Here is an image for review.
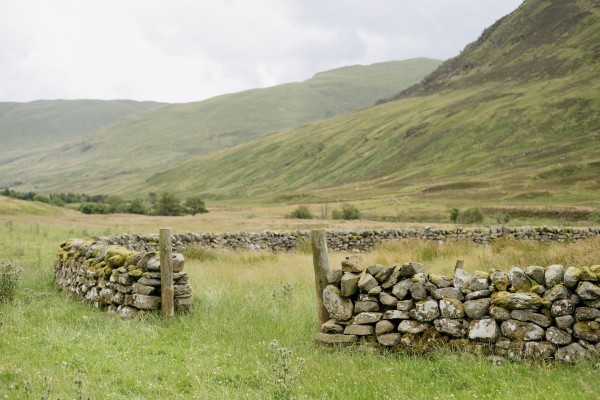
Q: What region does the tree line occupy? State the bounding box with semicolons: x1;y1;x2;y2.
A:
1;188;207;216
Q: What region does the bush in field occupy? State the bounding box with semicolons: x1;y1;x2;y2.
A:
332;204;361;220
457;207;484;224
154;192;184;216
184;196;208;216
449;208;460;223
289;206;313;219
0;259;22;303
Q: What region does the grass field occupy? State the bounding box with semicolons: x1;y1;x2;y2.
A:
1;205;600;399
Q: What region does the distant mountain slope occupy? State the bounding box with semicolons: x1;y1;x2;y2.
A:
0;58;441;192
0;99;164;154
139;0;600;205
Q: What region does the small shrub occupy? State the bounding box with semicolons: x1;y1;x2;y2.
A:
289;206;313;219
457;207;484;224
332;204;361;220
494;212;511;225
0;259;22;303
271;281;294;301
449;208;460;223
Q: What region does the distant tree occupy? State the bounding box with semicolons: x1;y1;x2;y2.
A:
332;204;361;220
184;196;208;216
155;192;184;216
449;208;460;223
457;207;484;224
289;205;313;219
128;198;147;215
33;194;50;203
147;192;158;205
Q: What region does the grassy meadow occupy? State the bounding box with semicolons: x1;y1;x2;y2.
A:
1;201;600;399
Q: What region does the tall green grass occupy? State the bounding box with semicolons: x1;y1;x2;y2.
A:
1;219;599;399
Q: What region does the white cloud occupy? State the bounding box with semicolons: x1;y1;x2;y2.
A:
0;0;523;103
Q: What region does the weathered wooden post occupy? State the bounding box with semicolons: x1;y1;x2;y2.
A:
311;230;330;329
160;228;174;317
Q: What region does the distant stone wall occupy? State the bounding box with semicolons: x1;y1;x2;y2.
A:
97;226;600;253
54;238;192;317
316;256;600;362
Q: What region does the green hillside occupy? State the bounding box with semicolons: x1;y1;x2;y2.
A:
0;99;164;154
140;0;600;209
0;58;441;192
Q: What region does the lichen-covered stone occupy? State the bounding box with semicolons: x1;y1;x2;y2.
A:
366;264;385;277
545;264;565;288
544;284;570;302
398;320;431;334
551;299;575;317
340;272;360;297
374;266;394;283
344;324;374;336
383;310;410;320
523;341;555;360
576;281;600;300
132;294;161;310
379;291;398;307
489;306;511;321
132;282;154;296
327;268;343;285
465;290;492;301
454;268;471;292
524;266;545;286
342;256;365;273
354;301;379;314
375;320;395;335
396;299;414;311
409;282;428;301
573;321;600;342
575;307;600;321
555;315;575;330
410;299;440;322
490;270;510;292
546;327;572;345
323;285;353;321
563;266;580;289
508;267;531;292
431;287;464;301
491;292;548;310
469;271;490;291
434;318;468;338
501;320;545;341
358;273;379;293
354;312;383;325
321;319;344;334
439;298;465;319
391;279;411;300
464;298;490;319
377;333;402;347
555;343;589;363
468;318;500;343
510;310;551;328
428;274;453;288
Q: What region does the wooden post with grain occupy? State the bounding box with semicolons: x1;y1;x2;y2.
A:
311;230;330;329
159;228;174;317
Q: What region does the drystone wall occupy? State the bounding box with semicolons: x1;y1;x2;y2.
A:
54;238;192;317
99;226;600;253
316;256;600;362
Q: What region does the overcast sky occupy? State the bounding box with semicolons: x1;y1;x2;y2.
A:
0;0;523;104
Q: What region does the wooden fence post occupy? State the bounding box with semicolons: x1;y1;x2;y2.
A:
311;230;330;329
160;228;174;318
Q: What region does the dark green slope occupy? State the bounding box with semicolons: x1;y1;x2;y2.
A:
141;0;600;206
